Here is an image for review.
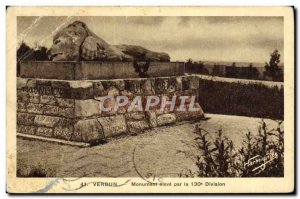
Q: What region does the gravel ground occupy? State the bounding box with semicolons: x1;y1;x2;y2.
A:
17;114;281;178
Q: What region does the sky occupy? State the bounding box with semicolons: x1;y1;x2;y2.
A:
17;16;284;63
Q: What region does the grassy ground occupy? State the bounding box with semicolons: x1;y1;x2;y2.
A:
17;114;280;178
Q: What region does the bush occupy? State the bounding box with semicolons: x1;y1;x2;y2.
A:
17;42;49;76
181;120;284;177
198;79;284;119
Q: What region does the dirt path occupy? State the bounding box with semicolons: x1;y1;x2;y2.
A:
17;114;280;177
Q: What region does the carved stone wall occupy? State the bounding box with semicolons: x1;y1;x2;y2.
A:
17;75;204;145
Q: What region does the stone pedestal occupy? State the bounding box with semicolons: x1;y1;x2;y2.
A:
17;62;204;145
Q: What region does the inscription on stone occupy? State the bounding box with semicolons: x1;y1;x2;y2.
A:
22;86;66;96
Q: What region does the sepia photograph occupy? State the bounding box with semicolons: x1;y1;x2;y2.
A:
6;6;294;194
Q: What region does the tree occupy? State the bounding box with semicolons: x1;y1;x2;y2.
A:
197;61;209;74
212;63;221;76
17;42;32;61
246;63;259;79
17;41;50;76
185;59;209;74
17;42;33;76
264;50;283;81
225;62;238;78
186;58;193;64
185;58;193;73
232;62;236;68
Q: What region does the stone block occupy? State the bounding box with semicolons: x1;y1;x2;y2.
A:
51;81;70;90
101;81;116;90
145;111;157;128
175;110;190;122
56;98;74;108
141;79;155;95
147;62;185;77
127;120;150;134
36;127;53;137
17;78;28;89
54;126;73;140
154;78;169;94
20;61;184;80
51;81;71;98
17;125;36;135
27;94;40;104
114;80;125;91
188;103;205;119
124;112;145;121
44;105;74;118
34;115;61;128
157;113;176;126
117;106;127;114
155;77;176;94
17;103;27;112
17;90;29;103
70;81;94;99
98;115;127;138
36;79;52;87
26;103;44;114
107;86;120;96
74;99;101;117
97;97;117;117
167;77;177;93
93;82;107;97
74;61;136;80
155;108;165;116
72;119;104;142
20;61;76;80
56;118;73;127
125;80;142;94
120;90;134;100
17;113;36;125
26;79;37;87
40;95;56;105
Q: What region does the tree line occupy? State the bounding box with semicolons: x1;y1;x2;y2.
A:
185;50;283;82
17;42;50;75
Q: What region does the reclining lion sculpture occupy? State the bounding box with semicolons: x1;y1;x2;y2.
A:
50;21;170;62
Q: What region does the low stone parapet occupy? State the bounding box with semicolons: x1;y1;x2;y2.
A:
20;61;185;80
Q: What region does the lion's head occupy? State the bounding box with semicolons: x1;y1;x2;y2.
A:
50;21;89;61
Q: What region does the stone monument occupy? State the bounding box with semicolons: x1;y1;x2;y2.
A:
17;21;205;146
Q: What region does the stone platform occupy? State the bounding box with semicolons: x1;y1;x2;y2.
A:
20;61;185;80
17;74;204;145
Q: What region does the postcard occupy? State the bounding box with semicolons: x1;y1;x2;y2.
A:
7;6;294;193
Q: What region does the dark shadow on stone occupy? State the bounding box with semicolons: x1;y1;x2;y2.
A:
133;60;150;78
